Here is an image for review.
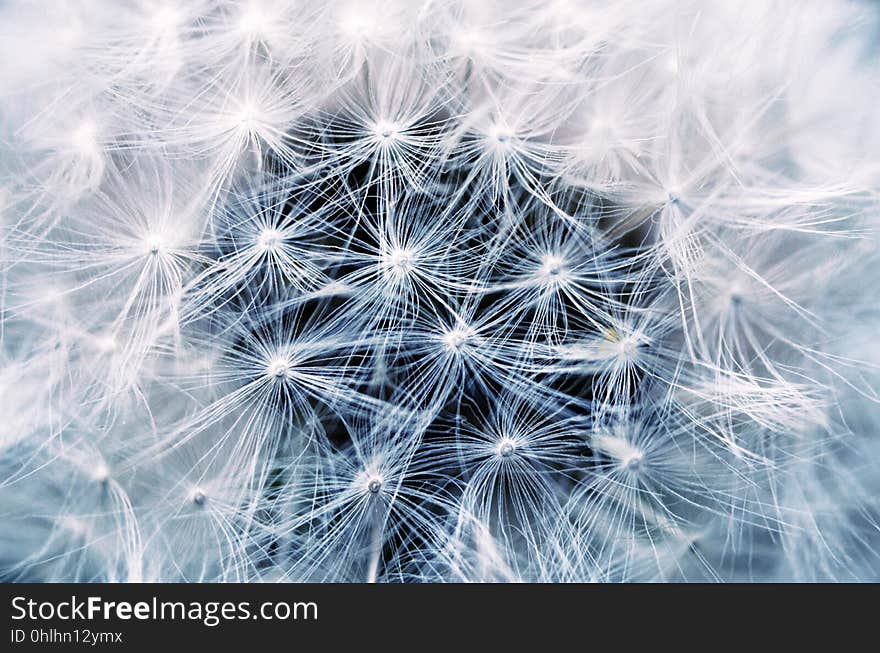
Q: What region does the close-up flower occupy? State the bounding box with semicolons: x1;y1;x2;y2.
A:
1;0;879;584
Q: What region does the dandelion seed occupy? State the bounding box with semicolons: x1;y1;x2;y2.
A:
442;325;472;353
496;438;516;459
367;477;383;494
266;355;291;379
372;119;401;142
256;227;283;252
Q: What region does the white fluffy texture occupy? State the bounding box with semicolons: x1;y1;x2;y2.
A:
1;0;879;582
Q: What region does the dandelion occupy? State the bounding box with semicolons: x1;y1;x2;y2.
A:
1;0;879;583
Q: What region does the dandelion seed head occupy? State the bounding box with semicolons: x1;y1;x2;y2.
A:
2;0;878;584
486;123;514;151
381;246;417;278
724;281;745;307
257;227;284;252
371;119;402;142
234;103;260;132
611;331;645;362
442;325;474;354
562;328;648;367
338;6;378;40
266;355;291;379
91;461;111;484
93;333;117;353
354;464;386;496
451;27;488;56
70;120;98;154
592;430;645;473
538;254;567;282
58;516;89;539
191;488;207;507
237;1;273;38
368;477;383;494
147;239;162;256
590;116;609;133
151;6;183;34
711;279;748;314
496;438;517;459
